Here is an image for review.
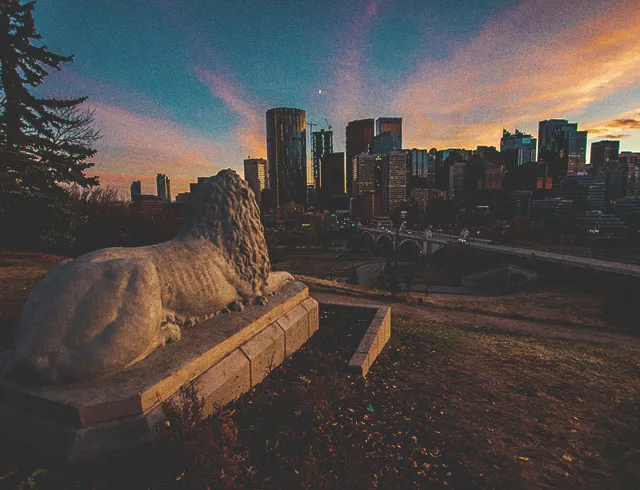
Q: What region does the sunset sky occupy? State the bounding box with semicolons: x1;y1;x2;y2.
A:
34;0;640;197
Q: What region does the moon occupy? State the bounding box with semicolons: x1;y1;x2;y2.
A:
318;89;322;94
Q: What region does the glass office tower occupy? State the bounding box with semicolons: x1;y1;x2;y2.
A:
266;108;307;207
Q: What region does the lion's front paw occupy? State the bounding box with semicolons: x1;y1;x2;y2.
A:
160;322;181;344
262;271;294;296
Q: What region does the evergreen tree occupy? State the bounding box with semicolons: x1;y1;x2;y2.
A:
0;0;100;250
0;0;99;196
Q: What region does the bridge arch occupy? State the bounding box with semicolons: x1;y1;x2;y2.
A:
398;238;423;250
361;231;375;242
397;238;423;258
376;234;395;254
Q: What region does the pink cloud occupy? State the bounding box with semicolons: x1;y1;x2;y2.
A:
394;0;640;149
194;69;266;159
156;1;267;160
44;70;170;119
329;0;383;124
41;70;233;197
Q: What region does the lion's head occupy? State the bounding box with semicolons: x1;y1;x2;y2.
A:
180;169;270;294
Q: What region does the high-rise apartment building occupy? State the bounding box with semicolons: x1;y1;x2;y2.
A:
472;146;501;165
311;129;333;189
266;107;307;207
448;161;467;201
407;149;435;180
371;132;395;155
405;148;436;192
436;148;470;191
244;157;268;203
590;140;620;172
560;175;606;212
567;130;588;174
130;180;141;201
319;152;345;206
619;151;640;169
383;151;408;211
500;129;537;168
156;173;171;202
538;119;587;178
345;119;375;195
375;117;402;151
352;152;376;197
627;167;640;197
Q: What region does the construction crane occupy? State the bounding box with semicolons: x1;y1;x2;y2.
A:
325;118;332;131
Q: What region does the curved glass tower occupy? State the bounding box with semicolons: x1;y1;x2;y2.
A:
266;108;307;207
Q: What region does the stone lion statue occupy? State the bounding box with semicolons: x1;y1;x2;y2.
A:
2;169;292;384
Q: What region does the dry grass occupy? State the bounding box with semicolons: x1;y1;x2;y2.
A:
272;251;375;278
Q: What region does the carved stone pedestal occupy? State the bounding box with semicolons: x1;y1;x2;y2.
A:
0;281;318;462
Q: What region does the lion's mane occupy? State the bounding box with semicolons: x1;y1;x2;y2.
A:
180;169;271;293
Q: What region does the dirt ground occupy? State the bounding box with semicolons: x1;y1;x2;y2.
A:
311;287;640;489
0;251;639;488
0;251;70;349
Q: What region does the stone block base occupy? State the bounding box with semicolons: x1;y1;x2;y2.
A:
0;281;318;462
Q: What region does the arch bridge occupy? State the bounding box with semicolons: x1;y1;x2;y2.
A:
359;226;448;256
360;225;640;279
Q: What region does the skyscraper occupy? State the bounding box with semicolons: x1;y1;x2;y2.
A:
311;129;333;189
375;117;402;151
406;149;436;192
384;151;408;211
436;148;470;191
319;152;345;207
352;152;376;197
538;119;588;179
408;149;428;179
500;129;537;168
130;180;141;202
371;132;395;155
266;107;307;207
345;119;374;196
244;157;268;203
590;140;620;172
156;173;171;202
619;151;640;169
567;130;588;174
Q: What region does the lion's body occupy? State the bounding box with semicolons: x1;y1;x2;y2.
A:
5;170;292;384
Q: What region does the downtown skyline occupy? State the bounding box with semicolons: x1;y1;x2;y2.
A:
32;0;640;196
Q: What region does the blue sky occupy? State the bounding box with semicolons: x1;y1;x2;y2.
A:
32;0;640;195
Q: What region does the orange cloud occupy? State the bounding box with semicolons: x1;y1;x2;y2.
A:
194;68;266;159
395;0;640;149
602;134;631;139
584;108;640;138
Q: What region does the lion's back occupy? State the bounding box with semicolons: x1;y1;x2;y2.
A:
12;254;163;382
